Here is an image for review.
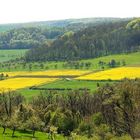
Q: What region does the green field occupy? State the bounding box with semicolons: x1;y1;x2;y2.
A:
27;51;140;70
18;79;115;101
81;51;140;68
0;51;140;72
38;51;140;70
18;88;42;100
0;49;28;62
38;79;114;91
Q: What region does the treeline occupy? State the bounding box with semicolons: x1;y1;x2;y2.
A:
25;19;140;61
0;79;140;139
0;27;64;49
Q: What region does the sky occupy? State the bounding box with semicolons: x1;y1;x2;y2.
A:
0;0;139;24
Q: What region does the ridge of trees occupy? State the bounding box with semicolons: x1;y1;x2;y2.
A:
25;19;140;61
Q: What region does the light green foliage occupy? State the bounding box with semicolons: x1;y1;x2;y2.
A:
111;135;132;140
78;121;94;138
92;112;104;126
126;18;140;29
51;108;77;135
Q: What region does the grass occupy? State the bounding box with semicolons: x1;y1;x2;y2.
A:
18;79;115;101
0;51;140;72
0;127;93;140
0;49;28;62
18;88;42;100
0;127;65;140
34;51;140;70
38;79;113;91
80;51;140;69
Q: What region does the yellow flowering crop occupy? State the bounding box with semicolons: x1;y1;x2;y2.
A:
0;78;57;90
3;70;89;77
77;67;140;80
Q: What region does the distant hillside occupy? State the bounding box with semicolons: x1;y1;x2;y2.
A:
25;18;140;61
0;17;131;50
0;17;129;32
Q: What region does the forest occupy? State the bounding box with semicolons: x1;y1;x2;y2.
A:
25;18;140;61
0;27;64;49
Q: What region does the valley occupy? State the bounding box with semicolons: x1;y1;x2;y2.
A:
0;18;140;140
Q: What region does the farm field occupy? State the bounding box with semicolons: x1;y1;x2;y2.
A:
77;67;140;80
18;80;114;100
17;80;116;102
3;70;90;77
0;70;90;92
0;67;139;93
0;77;57;90
0;49;28;62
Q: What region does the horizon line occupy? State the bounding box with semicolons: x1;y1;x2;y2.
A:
0;16;137;25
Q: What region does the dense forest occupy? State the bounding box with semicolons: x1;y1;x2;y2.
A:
0;79;139;139
0;27;64;49
25;18;140;61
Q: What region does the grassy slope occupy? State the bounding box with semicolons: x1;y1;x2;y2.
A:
0;127;65;140
40;51;140;70
1;51;140;72
0;49;28;62
80;51;140;69
31;51;140;70
0;127;92;140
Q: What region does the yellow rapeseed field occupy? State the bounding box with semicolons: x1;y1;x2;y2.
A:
3;70;89;77
0;78;57;90
77;67;140;80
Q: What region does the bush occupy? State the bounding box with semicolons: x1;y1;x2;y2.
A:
92;112;104;126
78;121;94;138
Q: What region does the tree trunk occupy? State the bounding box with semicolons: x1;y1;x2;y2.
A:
33;129;35;137
12;127;15;137
2;126;6;134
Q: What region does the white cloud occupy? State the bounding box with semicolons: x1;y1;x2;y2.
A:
0;0;139;24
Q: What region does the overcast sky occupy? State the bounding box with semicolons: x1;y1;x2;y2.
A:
0;0;139;24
